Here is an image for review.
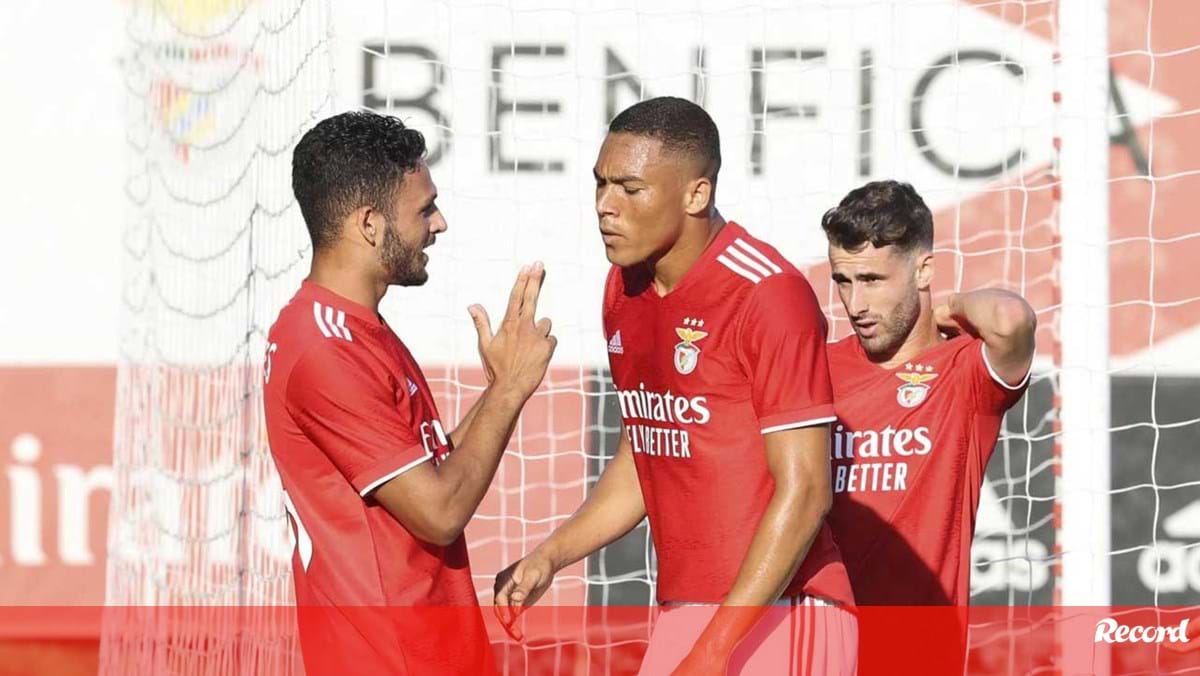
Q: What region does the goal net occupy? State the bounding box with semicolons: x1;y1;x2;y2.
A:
103;0;1198;674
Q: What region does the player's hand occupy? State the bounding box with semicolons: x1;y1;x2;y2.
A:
933;300;969;337
493;551;556;642
468;262;556;400
671;643;732;676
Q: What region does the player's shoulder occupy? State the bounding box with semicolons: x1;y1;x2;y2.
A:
940;334;986;369
717;224;822;307
711;222;803;290
271;282;380;346
267;284;394;382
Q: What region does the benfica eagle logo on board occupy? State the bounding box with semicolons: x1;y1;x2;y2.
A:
674;318;708;375
895;363;937;408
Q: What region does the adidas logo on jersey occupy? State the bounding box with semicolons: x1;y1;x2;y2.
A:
312;302;352;342
608;330;624;355
406;378;419;396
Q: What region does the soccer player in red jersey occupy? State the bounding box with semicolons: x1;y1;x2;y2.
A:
820;181;1036;661
821;180;1035;605
494;97;857;675
263;111;556;675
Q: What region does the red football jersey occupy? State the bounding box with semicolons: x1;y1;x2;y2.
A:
602;222;853;606
825;334;1029;605
263;281;491;674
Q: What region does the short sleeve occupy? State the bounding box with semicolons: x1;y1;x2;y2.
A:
738;273;837;434
969;340;1030;415
286;343;431;496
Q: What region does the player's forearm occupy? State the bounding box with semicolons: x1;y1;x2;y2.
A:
536;445;646;572
694;479;831;654
448;390;487;448
947;289;1036;345
429;384;527;538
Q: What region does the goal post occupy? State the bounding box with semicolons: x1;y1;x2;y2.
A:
1056;0;1112;609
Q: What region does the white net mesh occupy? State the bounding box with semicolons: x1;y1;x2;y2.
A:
103;0;1200;673
103;0;332;672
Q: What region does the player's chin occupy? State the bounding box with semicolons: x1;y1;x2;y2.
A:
393;268;429;287
603;243;640;268
857;333;889;356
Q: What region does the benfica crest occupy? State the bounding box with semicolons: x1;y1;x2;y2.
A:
895;363;937;408
674;318;708;375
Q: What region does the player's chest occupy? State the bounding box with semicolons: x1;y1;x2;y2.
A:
380;341;450;461
607;298;744;394
834;358;961;428
829;358;974;493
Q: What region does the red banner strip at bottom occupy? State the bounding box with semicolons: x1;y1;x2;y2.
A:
1;606;1198;675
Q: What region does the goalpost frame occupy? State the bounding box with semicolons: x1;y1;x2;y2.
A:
1056;0;1112;610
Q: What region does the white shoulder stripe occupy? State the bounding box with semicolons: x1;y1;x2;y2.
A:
725;245;774;278
312;302;353;341
734;238;783;274
717;253;763;284
324;305;344;339
312;302;333;338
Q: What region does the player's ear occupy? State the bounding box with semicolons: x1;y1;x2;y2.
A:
914;250;934;290
683;176;712;217
353;205;383;248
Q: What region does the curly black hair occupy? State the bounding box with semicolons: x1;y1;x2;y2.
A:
292;111;427;251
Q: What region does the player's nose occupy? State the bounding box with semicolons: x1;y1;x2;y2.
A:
848;285;869;316
595;186;618;218
430;211;448;235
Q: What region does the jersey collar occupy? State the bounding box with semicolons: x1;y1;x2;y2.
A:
297;280;384;327
851;331;973;372
647;220;745;300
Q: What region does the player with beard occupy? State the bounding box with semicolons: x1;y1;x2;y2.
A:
263;111;556;675
820;181;1036;662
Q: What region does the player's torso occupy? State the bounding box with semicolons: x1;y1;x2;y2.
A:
263;286;469;605
265;294;453;466
826;334;987;603
606;262;770;512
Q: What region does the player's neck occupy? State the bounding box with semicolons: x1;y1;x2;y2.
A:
306;255;386;314
650;213;726;296
875;303;943;369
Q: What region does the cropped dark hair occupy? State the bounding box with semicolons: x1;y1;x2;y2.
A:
821;180;933;253
609;96;721;180
292;110;427;250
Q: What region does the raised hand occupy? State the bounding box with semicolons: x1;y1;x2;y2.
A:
468;262;556;401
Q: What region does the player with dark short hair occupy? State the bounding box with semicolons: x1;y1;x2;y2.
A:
821;179;1036;661
265;110;556;674
494;97;858;675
